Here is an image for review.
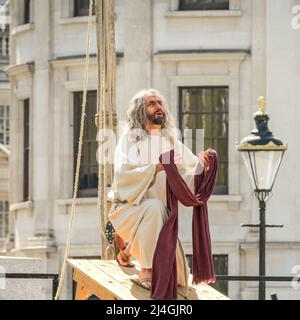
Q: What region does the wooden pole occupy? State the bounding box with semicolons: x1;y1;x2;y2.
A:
95;0;117;260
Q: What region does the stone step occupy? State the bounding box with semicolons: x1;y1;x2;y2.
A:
0;257;54;300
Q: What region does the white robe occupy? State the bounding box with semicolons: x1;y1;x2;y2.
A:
107;129;202;286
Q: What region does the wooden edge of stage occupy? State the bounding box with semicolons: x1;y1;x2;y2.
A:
67;259;230;300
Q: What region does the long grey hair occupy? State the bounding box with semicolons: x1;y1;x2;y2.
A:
126;88;175;144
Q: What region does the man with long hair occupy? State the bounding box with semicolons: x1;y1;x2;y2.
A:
107;88;209;290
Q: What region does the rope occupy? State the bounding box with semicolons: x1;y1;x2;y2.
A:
95;0;109;253
54;0;94;300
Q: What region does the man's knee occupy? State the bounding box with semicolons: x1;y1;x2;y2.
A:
143;199;167;220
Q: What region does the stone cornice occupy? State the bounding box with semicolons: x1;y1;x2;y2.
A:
154;49;250;62
10;201;33;212
5;62;35;78
50;52;124;69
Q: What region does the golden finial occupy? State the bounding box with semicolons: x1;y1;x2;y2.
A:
258;96;266;114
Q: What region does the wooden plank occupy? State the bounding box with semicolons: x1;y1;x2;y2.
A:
88;260;155;300
177;276;230;300
73;269;118;300
88;260;226;300
68;259;229;300
74;278;92;300
69;259;138;300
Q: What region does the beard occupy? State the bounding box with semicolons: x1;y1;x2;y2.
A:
147;111;166;125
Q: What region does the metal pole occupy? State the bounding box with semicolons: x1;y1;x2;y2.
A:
259;198;266;300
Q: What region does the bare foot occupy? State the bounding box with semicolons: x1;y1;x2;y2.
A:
138;268;152;289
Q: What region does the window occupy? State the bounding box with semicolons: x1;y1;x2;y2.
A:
179;87;229;194
0;201;9;240
0;29;9;57
0;0;10;16
24;0;31;24
0;1;9;57
179;0;229;11
0;105;9;145
211;254;228;296
186;254;228;296
74;91;98;197
74;0;95;17
23;99;30;201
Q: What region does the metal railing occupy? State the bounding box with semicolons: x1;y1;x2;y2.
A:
215;275;295;300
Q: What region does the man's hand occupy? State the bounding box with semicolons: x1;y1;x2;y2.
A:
195;194;203;203
156;163;164;174
198;149;211;172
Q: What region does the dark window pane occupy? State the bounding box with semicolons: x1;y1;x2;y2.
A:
182;88;213;113
214;87;229;112
216;162;228;187
204;138;213;150
4;201;9;237
0;106;9;146
87;118;97;140
179;87;229;194
182;89;198;112
213;138;228;162
198;88;213;113
180;0;229;11
24;99;30;201
74;91;98;197
81;145;89;166
182;114;197;130
89;166;99;188
74;0;95;17
210;254;228;296
213;114;228;138
89;143;98;165
197;114;213;138
24;0;31;24
186;254;229;297
79;166;89;190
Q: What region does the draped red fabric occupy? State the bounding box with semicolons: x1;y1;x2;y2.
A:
150;149;218;300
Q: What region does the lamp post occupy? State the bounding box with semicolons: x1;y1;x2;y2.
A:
237;97;287;300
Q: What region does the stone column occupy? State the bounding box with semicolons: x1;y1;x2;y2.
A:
26;0;55;251
5;0;18;250
123;0;152;103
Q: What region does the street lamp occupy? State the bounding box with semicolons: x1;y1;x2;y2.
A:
237;97;287;300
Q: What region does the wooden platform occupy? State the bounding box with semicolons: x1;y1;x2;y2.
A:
68;259;229;300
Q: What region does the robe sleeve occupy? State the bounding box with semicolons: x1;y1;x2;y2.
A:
174;138;204;191
107;131;156;206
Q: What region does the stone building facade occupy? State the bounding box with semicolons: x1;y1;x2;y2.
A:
0;0;10;251
5;0;300;299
